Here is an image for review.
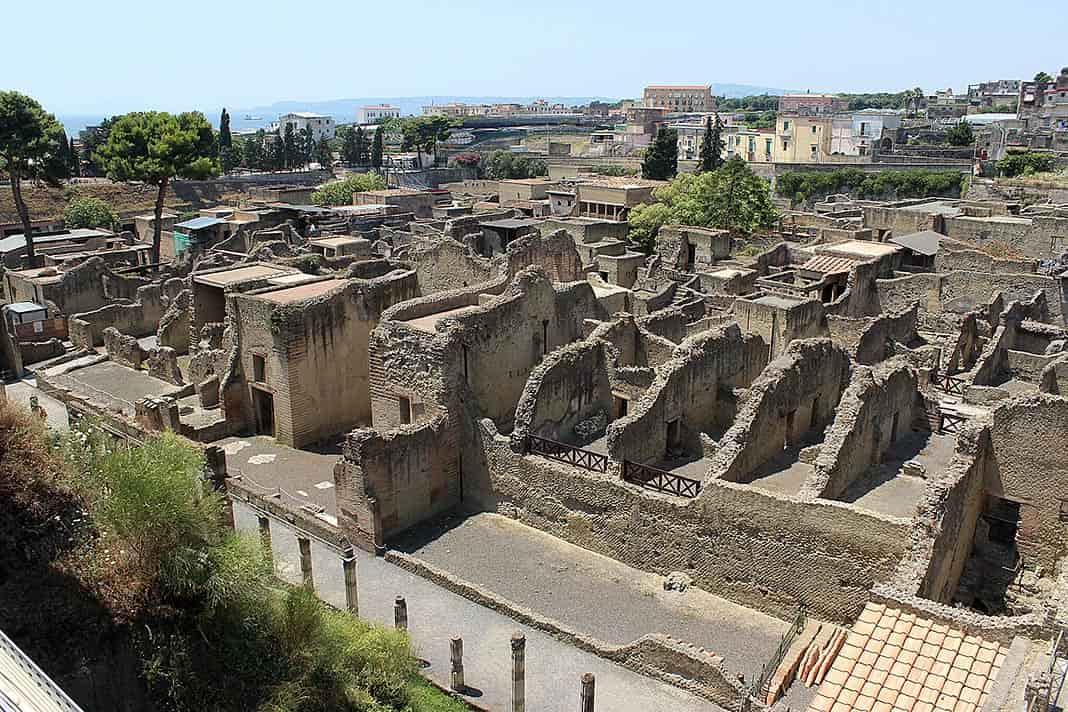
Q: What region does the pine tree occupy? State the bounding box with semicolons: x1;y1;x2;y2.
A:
371;126;384;170
219;108;231;149
642;127;678;180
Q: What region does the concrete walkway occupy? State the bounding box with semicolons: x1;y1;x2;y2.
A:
350;549;723;712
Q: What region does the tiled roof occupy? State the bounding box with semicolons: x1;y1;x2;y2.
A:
800;255;858;275
808;603;1007;712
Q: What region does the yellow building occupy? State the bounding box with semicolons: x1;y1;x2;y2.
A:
772;115;833;163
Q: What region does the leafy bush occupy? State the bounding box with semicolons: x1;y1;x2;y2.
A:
945;121;974;147
997;152;1056;178
42;418;440;712
775;168;965;205
483;150;547;179
311;172;386;206
64;196;117;229
629;156;777;253
590;164;638;177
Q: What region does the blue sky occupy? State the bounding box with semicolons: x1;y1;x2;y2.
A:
3;0;1065;115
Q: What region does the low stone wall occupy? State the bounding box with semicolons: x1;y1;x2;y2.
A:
478;425;911;623
385;551;758;710
69;284;166;349
870;584;1049;646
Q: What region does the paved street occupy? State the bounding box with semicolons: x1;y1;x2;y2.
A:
394;512;789;680
350;549;723;712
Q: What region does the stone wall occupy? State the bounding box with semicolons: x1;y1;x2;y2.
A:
734;296;826;358
68;284;166;349
805;361;920;500
827;304;919;365
231;270;420;448
477;428;911;622
988;395;1068;569
510;339;613;446
874;270;1065;330
944;214;1068;260
334;416;459;550
606;325;768;465
711;339;852;484
157;289;192;354
505;229;584;284
395;238;499;295
935;244;1036;275
897;428;990;603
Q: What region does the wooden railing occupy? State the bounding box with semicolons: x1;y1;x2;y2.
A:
621;460;701;498
526;434;608;474
933;370;968;396
939;410;969;434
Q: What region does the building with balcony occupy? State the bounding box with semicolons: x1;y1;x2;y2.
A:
357;104;400;124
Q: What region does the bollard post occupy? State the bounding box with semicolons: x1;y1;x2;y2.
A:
511;632;526;712
343;558;358;614
580;672;595;712
394;596;408;630
450;637;465;691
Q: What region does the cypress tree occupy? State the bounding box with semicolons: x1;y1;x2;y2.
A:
371;126;384;170
355;127;369;164
699;116;715;172
642;127;678;180
69;137;80;176
219;108;232;148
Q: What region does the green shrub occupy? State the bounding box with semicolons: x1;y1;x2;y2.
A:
775;168;965;205
311;172;387;206
64;196;117;229
997;152;1056;178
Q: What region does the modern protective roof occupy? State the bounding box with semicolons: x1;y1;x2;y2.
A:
0;628;84;712
174;216;224;231
889;230;943;256
479;218;540;230
0;229;112;254
3;302;46;315
192;264;293;287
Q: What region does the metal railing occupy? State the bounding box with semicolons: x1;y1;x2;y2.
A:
526;434;608;474
621;460;701;498
753;606;808;703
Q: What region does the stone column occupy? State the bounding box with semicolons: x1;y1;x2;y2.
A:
394;596;408;630
511;632;526;712
450;637;465;691
343;558;358;614
580;673;595;712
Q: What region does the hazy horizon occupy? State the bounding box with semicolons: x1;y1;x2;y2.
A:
5;0;1064;119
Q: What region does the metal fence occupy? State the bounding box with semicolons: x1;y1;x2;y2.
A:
621;460;701;498
526;434;608;473
744;606;807;710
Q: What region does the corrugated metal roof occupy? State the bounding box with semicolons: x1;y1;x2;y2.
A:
0;628;84;712
174;216;224;230
800;255;858;275
3;302;45;315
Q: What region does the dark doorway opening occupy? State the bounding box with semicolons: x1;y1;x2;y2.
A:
252;387;275;437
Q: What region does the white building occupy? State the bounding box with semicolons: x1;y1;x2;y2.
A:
829;109;903;156
357;104;401;124
271;112;336;141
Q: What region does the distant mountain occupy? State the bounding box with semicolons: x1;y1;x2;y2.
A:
226;96;615;130
711;83;790;98
58;87;792;136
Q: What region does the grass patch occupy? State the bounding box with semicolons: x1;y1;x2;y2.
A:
407;677;472;711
